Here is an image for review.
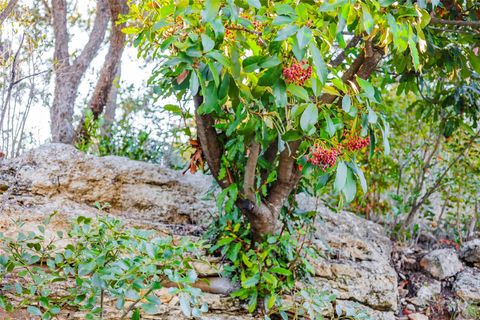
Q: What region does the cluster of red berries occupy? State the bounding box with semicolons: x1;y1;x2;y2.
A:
282;60;312;86
307;145;341;172
344;136;370;151
224;27;236;41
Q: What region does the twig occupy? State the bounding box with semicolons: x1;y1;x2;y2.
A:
430;16;480;28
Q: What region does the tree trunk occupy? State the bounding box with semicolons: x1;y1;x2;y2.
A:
50;0;109;144
0;0;18;26
50;76;80;143
76;0;128;142
101;65;121;136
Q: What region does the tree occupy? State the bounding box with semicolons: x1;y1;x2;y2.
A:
50;0;110;143
126;0;479;241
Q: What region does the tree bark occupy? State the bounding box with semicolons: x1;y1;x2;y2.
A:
101;65;121;136
75;0;128;142
0;0;18;26
50;0;109;144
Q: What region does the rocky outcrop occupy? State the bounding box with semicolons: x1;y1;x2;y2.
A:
0;144;398;319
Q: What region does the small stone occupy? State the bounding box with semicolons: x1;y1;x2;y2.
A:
460;239;480;265
413;280;442;306
0;182;8;193
420;248;463;280
407;313;429;320
454;268;480;303
406;303;416;311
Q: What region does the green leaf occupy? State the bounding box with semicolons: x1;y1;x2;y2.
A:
342;168;357;203
242;274;260;288
356;77;375;101
368;107;378;124
247;290;258;313
228;242;242;262
201;33;215;52
189;71;199;96
258;66;282;86
324;111;336;137
27;306;42;316
179;294;192;316
469;51;480;74
275;24;298;41
361;4;374;34
334;161;347;192
201;0;220;22
300;104;318;135
270;267;292;276
282;130;303;141
287;84;310;101
260;56;281;68
310;43;328;84
273;81;287;107
207;61;220;87
262;272;278;285
342;95;351;113
408;32;420;71
78;261;96;276
350;161;367;193
164;104;182;115
206;51;232;68
247;0;261;9
142;302;159;315
296;26;312;50
131;309;140;320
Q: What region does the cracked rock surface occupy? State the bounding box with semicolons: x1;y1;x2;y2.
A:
0;144;398;319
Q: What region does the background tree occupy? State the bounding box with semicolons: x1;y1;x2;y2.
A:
50;0;128;144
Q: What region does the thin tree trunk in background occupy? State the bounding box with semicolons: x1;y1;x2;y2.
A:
75;0;128;143
101;65;121;136
50;0;109;144
467;200;478;241
0;0;18;26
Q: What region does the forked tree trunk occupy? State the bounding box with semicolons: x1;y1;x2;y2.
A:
193;40;384;241
50;0;109;144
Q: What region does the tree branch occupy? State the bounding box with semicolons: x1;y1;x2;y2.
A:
430;16;480;28
72;0;109;75
267;140;301;211
51;0;70;69
330;35;362;68
243;141;260;201
0;0;18;26
193;95;230;189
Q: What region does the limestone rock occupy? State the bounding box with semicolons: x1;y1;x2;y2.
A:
420;248;463;279
460;239;480;266
0;144;399;319
411;280;442;307
454;268;480;303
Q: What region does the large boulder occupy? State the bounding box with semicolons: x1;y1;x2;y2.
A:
0;144;398;319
